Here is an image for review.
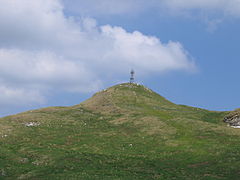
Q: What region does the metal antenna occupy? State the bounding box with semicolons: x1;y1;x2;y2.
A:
130;69;135;83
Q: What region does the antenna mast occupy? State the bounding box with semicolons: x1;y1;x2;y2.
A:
130;69;135;83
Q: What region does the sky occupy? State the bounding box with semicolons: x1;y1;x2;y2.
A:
0;0;240;116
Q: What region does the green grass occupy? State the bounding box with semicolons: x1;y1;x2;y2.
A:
0;83;239;179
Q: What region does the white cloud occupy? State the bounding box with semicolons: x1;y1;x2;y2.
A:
0;0;195;109
100;26;195;73
0;85;45;106
0;49;101;93
163;0;240;14
160;0;240;29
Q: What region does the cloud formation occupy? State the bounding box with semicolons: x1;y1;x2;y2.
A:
0;85;45;106
0;0;195;111
163;0;240;16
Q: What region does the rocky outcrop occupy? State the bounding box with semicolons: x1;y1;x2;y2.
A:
224;109;240;126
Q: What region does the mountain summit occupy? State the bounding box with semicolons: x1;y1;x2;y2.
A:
81;83;175;114
81;83;224;125
0;83;239;179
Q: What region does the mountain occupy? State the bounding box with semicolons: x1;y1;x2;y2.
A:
0;83;239;179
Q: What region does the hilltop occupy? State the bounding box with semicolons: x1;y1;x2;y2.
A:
0;83;240;179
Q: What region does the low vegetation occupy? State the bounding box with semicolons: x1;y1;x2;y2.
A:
0;83;239;179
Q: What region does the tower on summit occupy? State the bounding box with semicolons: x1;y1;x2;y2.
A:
130;69;135;83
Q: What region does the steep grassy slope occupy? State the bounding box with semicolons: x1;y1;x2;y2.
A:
0;83;239;179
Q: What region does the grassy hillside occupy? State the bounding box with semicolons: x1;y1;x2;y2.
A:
0;83;239;179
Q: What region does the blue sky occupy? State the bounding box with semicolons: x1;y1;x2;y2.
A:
0;0;239;116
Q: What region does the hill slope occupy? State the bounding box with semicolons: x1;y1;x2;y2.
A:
0;83;239;179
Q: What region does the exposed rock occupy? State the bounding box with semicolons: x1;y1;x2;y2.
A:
1;169;6;176
224;109;240;126
19;158;29;164
25;122;40;127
